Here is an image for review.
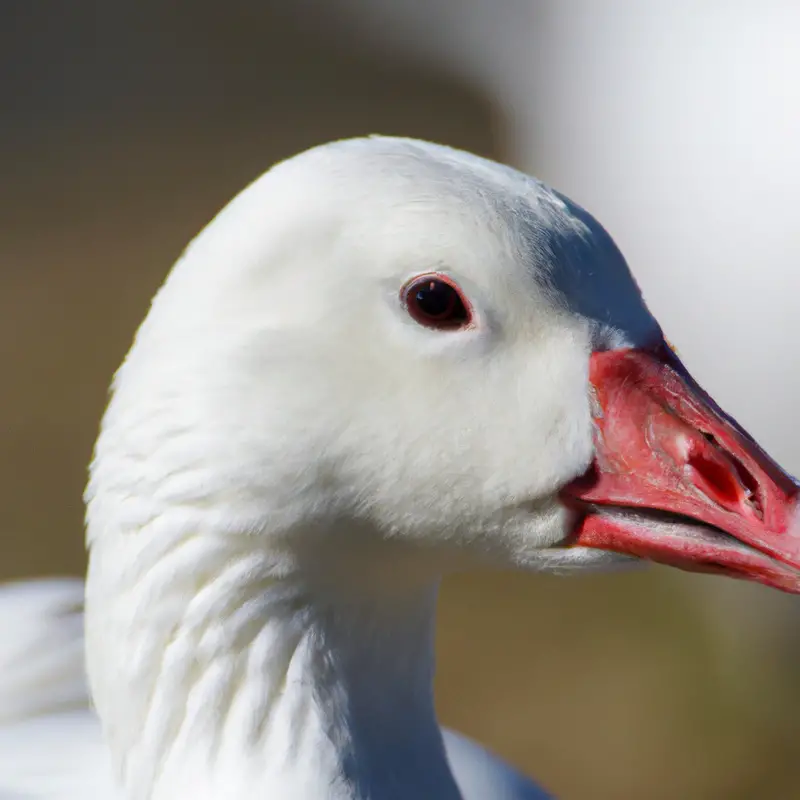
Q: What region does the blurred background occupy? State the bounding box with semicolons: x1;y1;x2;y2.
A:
2;3;800;797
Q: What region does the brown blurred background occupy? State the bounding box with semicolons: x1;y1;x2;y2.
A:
2;4;799;798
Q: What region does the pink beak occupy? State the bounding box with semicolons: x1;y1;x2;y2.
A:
563;345;800;593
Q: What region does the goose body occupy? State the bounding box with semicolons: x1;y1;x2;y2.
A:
0;137;797;800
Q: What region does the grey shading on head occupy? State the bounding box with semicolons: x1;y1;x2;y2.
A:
456;145;661;349
310;136;661;348
524;188;662;349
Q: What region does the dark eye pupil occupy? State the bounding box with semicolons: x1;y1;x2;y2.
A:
403;275;471;330
415;282;455;318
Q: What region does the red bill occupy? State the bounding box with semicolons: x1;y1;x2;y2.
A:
563;345;800;593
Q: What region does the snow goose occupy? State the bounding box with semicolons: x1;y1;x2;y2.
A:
1;137;798;800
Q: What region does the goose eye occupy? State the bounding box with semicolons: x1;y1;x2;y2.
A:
402;275;472;330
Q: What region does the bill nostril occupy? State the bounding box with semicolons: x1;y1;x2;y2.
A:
689;434;764;520
687;450;741;506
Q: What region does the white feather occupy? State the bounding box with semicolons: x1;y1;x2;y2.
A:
0;581;545;799
1;137;662;798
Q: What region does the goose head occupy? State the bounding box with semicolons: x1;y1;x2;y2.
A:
84;137;800;799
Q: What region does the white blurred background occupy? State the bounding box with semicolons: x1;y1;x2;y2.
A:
2;3;799;797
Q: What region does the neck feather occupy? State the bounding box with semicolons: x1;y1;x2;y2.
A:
85;524;462;800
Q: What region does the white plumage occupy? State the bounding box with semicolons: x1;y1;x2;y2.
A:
0;137;792;799
0;579;545;799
